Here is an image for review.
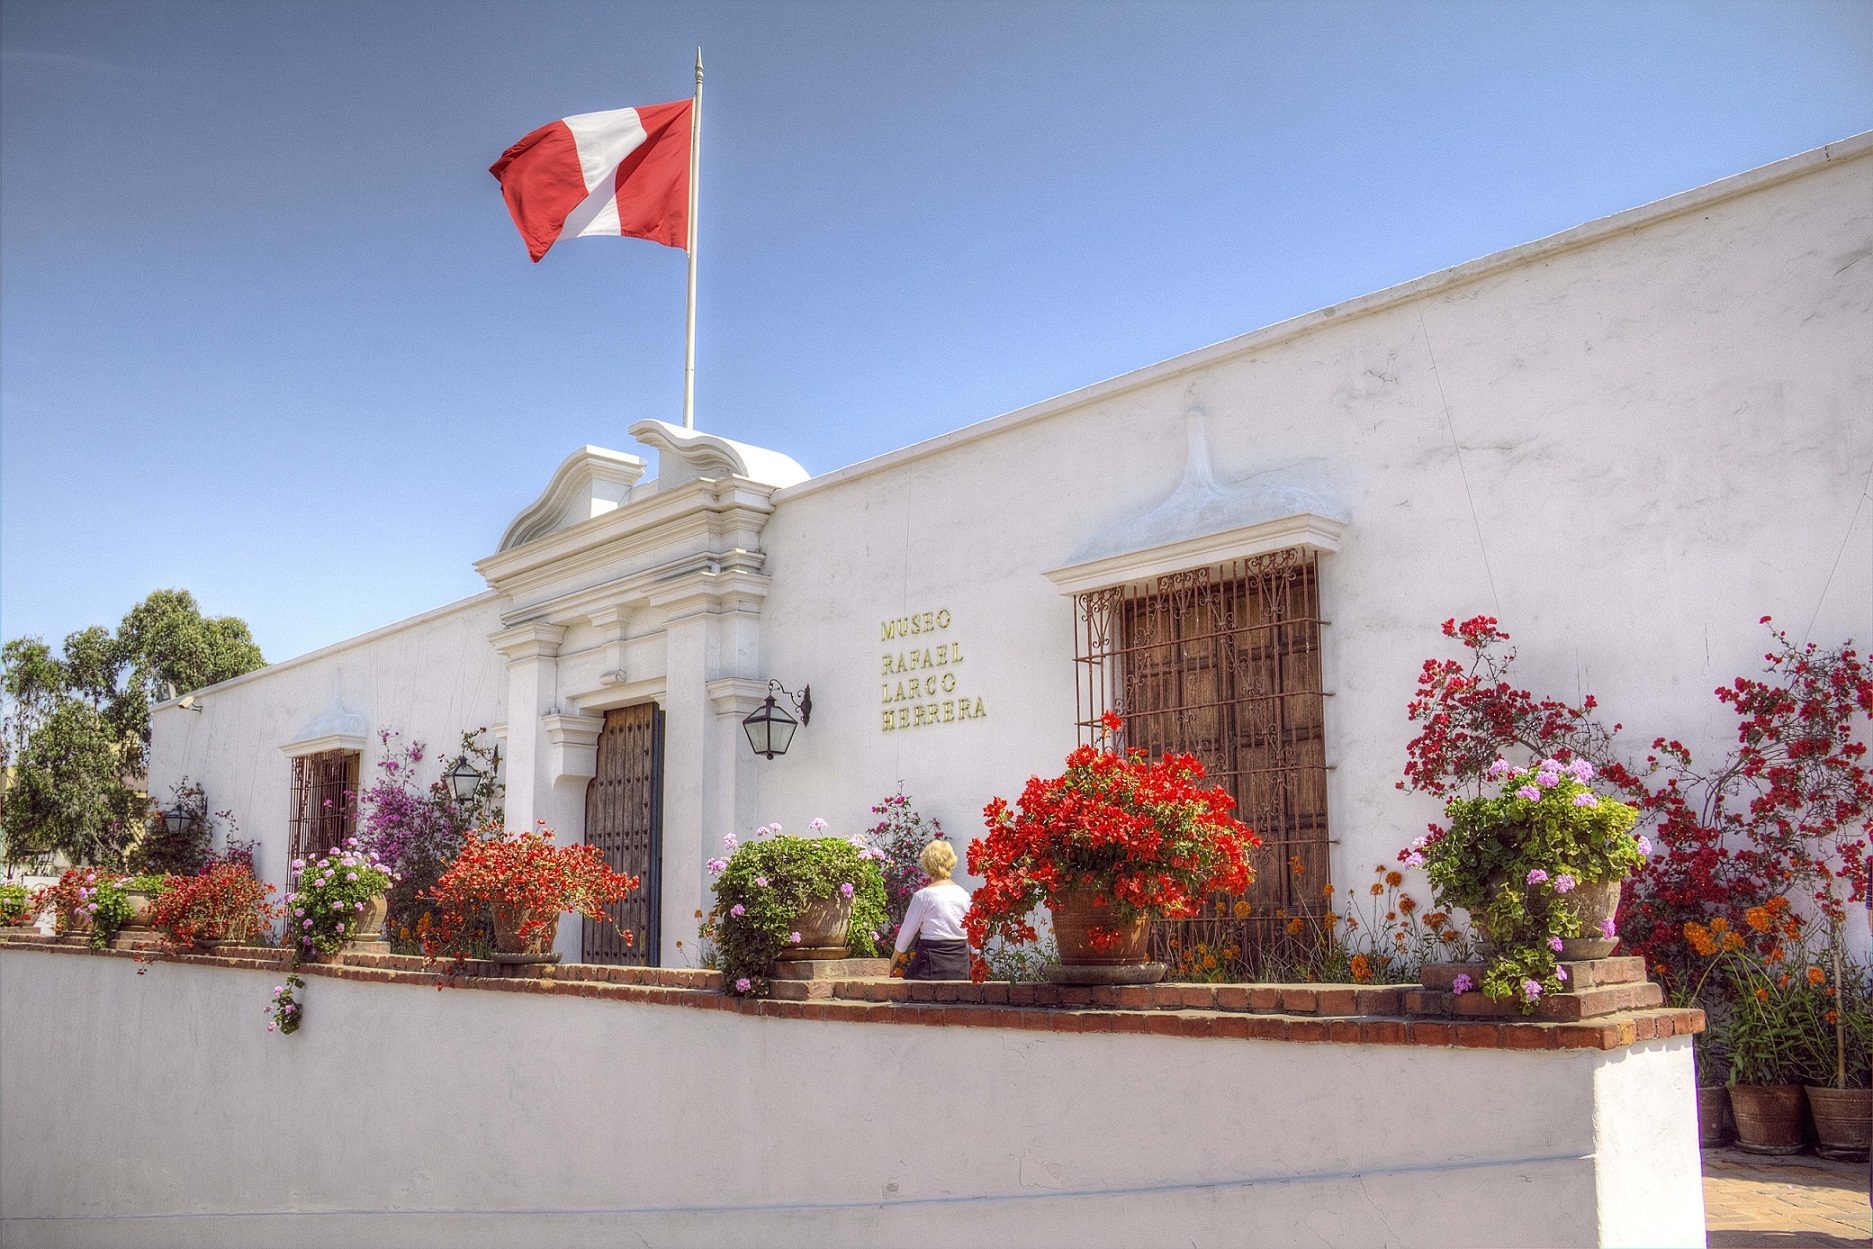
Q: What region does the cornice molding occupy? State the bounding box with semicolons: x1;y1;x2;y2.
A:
706;677;773;717
1044;513;1347;598
489;621;567;661
279;733;369;759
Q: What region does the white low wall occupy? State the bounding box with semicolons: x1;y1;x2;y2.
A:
0;949;1705;1248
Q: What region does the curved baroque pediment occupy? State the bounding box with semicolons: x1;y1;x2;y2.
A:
628;420;809;490
499;446;648;552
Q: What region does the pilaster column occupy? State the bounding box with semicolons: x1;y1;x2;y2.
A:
489;621;567;837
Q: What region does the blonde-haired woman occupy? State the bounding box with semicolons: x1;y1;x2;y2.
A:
890;839;972;980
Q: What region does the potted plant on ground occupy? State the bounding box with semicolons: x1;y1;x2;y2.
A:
1797;934;1871;1161
1415;756;1645;1010
147;862;277;950
966;711;1258;985
1717;902;1824;1154
284;838;395;958
705;821;889;996
423;824;637;966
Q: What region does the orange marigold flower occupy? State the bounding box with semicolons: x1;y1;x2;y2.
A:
1399;896;1418;914
1825;1010;1839;1025
1369;883;1384;896
1754;987;1769;1002
1743;907;1770;933
1233;901;1252;919
1710;917;1730;935
1384;871;1404;888
1323;883;1336;898
1721;933;1744;952
1349;953;1372;983
1286;918;1304;935
1440;930;1459;943
1807;966;1826;986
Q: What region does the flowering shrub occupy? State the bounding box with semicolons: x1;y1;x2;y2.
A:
147;863;276;949
704;822;888;996
965;711;1257;979
1418;759;1643;1008
36;867;137;949
422;825;636;963
0;882;30;925
1400;615;1873;996
358;729;501;953
1234;861;1480;984
283;838;393;956
861;793;946;948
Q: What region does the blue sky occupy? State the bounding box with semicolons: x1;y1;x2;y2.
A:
4;1;1870;664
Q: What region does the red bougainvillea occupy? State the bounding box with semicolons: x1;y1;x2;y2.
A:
965;712;1259;980
1400;615;1873;990
422;824;638;961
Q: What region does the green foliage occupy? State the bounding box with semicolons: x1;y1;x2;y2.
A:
705;832;887;996
124;874;172;895
85;877;136;950
0;590;263;867
979;933;1057;983
1426;763;1643;1011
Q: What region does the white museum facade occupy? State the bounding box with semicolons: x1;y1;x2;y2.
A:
147;133;1873;966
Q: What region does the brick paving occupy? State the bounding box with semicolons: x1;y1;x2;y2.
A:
1705;1147;1871;1247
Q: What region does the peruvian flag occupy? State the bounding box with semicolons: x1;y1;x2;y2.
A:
490;101;692;262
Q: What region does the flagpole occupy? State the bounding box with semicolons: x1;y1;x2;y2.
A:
683;47;702;430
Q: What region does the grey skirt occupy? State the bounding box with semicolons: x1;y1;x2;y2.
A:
906;938;971;981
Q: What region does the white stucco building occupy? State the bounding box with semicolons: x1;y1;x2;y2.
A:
149;132;1873;967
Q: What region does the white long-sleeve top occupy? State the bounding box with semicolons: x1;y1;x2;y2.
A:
895;881;972;952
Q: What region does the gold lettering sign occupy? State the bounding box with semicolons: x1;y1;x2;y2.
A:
879;608;985;732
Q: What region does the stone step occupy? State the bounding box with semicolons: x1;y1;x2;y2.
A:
1420;956;1647;993
768;978;835;1001
770;957;890;981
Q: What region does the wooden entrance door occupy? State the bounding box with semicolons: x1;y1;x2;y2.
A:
583;703;663;965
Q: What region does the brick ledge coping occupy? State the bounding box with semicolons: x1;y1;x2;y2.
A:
0;934;1702;1052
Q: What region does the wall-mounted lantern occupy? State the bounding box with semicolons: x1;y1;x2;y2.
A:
160;805;192;836
444;755;484;803
742;680;811;760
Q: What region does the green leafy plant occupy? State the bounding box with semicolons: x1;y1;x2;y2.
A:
704;823;887;996
0;881;32;925
1418;757;1643;1010
979;933;1058;983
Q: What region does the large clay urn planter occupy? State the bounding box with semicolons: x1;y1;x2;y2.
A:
1557;879;1623;959
491;903;562;964
350;894;387;942
1806;1086;1871;1161
121;889;157;931
1729;1084;1805;1155
1045;888;1164;985
774;895;853;960
1697;1086;1735;1148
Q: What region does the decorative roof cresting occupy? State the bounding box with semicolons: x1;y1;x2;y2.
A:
499;446;649;553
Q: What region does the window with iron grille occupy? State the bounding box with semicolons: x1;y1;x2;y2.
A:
1072;547;1329;962
289;750;360;861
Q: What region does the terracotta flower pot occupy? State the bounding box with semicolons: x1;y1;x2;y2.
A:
121;890;155;931
1050;888;1151;966
1557;879;1622;959
492;903;560;957
350;894;387;942
1729;1084;1805;1155
1805;1086;1871;1161
1697;1086;1734;1148
775;896;852;960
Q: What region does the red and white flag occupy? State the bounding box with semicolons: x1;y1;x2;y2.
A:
490;101;692;262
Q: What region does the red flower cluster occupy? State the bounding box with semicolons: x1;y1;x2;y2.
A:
422;823;638;960
1399;616;1873;990
148;863;277;950
965;711;1259;979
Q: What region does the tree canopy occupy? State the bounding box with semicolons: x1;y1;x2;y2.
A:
1;590;264;867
